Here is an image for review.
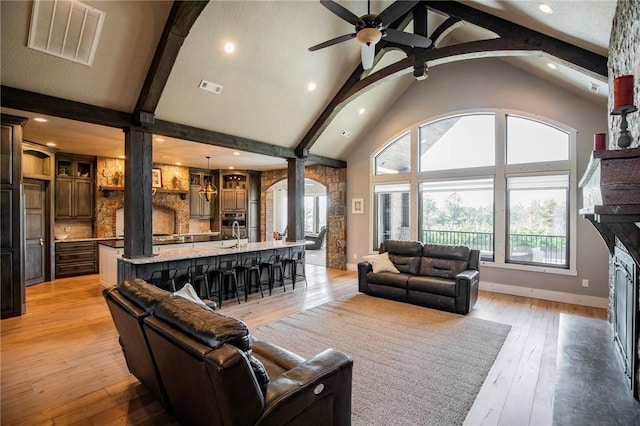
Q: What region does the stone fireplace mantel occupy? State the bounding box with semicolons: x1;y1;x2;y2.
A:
579;146;640;398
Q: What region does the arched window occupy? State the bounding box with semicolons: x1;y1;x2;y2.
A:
371;111;576;272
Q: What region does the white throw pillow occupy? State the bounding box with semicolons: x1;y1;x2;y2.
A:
172;283;214;311
363;252;400;273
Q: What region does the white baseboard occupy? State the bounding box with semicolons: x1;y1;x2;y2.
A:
346;263;608;308
480;281;608;309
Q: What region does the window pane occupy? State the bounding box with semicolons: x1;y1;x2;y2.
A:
373;183;410;249
304;196;314;233
420;114;495;172
507;115;569;164
374;132;411;175
419;179;494;260
507;175;568;267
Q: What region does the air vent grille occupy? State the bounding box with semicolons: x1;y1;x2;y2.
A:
199;80;223;94
28;0;105;66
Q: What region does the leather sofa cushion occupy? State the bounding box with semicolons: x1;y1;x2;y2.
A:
423;244;471;262
381;240;422;256
407;275;457;297
388;254;420;275
154;296;252;353
367;271;409;289
419;257;469;279
118;278;171;312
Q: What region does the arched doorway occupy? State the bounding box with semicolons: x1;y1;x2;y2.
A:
266;178;327;267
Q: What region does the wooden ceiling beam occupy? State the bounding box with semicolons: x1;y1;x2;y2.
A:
295;0;608;158
425;0;607;79
134;1;209;119
0;85;345;168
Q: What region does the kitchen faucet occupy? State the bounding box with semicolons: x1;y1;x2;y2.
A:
232;220;240;247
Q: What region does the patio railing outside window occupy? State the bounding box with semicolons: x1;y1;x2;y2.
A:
421;229;566;266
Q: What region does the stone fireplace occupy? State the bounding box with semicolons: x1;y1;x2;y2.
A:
579;1;640;399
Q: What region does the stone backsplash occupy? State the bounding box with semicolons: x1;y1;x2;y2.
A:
94;157;192;238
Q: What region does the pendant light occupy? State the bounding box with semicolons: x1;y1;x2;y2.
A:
198;156;218;202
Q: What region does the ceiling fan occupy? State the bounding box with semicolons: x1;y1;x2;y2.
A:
309;0;432;70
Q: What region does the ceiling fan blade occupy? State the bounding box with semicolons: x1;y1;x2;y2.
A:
309;33;357;51
384;28;432;48
361;43;375;70
320;0;364;26
377;0;419;26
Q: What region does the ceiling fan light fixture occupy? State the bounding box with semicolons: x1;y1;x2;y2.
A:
356;28;382;45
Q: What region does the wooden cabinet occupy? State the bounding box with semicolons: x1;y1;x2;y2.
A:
221;172;247;211
189;170;214;218
55;155;94;220
55;241;98;278
221;188;246;211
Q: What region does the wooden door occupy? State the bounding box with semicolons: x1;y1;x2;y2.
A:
221;189;235;211
55;177;73;219
235;189;247;211
1;115;26;318
24;179;46;286
74;179;93;218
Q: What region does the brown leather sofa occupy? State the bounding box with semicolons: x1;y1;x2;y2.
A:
357;240;480;314
103;278;353;425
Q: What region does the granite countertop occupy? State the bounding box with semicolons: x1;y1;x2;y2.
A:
98;233;224;248
119;240;306;264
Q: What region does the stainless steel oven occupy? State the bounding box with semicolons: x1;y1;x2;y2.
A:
221;212;246;238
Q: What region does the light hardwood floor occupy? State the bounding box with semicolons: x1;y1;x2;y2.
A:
1;266;606;425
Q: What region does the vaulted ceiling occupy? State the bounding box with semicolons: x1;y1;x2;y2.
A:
1;1;614;171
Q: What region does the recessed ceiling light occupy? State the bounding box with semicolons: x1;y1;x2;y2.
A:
155;137;164;142
308;82;316;91
224;42;235;53
233;151;240;156
46;142;56;147
539;3;553;14
33;117;48;123
358;107;365;115
228;166;235;170
547;62;557;70
175;162;182;166
119;155;125;159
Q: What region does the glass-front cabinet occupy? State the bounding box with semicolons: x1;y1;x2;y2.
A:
55;154;95;220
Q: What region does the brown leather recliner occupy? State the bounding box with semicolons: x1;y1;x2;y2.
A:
103;279;353;426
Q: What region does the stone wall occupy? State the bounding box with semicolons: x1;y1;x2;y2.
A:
608;0;640;393
94;157;191;237
261;164;347;269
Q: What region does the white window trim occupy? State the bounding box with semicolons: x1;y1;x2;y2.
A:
368;108;578;276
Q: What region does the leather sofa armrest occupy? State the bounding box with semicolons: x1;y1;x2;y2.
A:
257;348;353;426
455;269;480;314
357;261;372;293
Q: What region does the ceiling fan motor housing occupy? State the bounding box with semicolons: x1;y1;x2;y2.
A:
356;14;383;45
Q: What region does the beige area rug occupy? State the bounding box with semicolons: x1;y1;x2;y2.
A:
253;294;511;426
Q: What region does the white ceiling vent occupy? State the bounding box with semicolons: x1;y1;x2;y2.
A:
28;0;105;66
199;80;223;94
589;82;600;94
341;130;352;138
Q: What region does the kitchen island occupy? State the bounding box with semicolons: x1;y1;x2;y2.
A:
99;233;243;287
106;240;306;288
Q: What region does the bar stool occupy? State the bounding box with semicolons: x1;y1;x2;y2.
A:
236;256;263;298
149;269;178;292
186;264;211;299
285;250;307;289
211;259;244;304
259;253;286;293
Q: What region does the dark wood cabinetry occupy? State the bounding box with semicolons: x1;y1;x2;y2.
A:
55;155;94;220
221;173;247;211
55;241;98;278
189;170;214;218
248;171;260;242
